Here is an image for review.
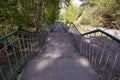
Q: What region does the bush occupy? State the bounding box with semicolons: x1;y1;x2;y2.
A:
80;15;94;25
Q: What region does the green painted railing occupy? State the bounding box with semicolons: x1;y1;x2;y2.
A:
0;30;18;42
82;29;120;43
0;29;37;42
0;25;51;80
64;22;120;80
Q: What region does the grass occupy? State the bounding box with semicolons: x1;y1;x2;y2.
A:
76;26;90;33
76;25;106;37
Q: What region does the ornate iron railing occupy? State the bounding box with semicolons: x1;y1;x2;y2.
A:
0;25;51;80
65;22;120;80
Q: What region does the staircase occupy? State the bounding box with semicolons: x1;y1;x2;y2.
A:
20;24;98;80
0;22;120;80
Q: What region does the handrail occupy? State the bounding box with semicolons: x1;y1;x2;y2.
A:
0;30;18;42
81;29;120;43
0;29;42;42
0;25;50;80
69;22;120;43
68;22;120;79
71;23;81;35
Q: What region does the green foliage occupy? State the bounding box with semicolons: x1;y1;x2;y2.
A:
60;0;80;23
0;0;71;36
79;0;120;29
80;14;94;25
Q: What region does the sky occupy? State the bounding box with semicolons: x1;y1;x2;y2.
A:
61;0;82;9
73;0;83;6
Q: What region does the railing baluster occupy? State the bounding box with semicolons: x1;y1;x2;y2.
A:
29;35;33;56
17;34;24;63
68;23;120;80
10;37;19;67
31;35;34;54
108;52;119;80
21;34;27;60
80;38;83;55
82;38;84;56
87;35;89;59
4;40;13;77
98;43;106;67
91;44;94;64
26;35;31;58
95;49;99;69
92;33;96;64
31;35;34;55
93;33;98;65
86;35;90;58
84;35;86;56
100;51;111;80
0;26;50;80
32;35;35;55
0;67;5;80
38;33;41;49
90;35;93;62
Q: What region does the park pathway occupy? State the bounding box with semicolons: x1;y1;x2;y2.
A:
20;24;98;80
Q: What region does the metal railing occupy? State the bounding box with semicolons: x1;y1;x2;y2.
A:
64;22;120;80
0;25;51;80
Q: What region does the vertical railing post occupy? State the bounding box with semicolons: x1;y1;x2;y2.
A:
10;37;19;67
80;37;82;55
91;33;96;64
26;34;31;58
4;40;13;77
29;35;33;55
31;35;34;55
21;34;27;60
0;67;5;80
89;35;92;62
84;35;86;56
100;50;111;80
93;48;99;69
17;34;24;63
108;52;119;80
81;37;84;56
85;35;88;57
68;23;120;79
98;43;106;68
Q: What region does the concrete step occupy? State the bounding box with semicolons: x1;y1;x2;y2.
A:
20;25;98;80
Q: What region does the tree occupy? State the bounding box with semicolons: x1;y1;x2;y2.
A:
61;0;80;23
78;0;120;29
0;0;71;36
